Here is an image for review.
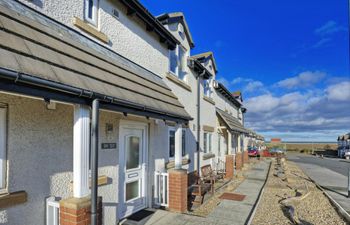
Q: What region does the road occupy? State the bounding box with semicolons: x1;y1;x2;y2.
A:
288;153;350;214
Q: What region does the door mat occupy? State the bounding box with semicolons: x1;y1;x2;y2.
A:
127;209;155;222
219;193;246;201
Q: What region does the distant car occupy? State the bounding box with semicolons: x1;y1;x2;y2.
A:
248;147;259;157
269;148;285;154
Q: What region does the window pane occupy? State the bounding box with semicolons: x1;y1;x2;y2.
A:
126;180;139;201
126;136;140;170
169;130;175;157
203;133;207;153
178;47;186;80
170;50;177;74
182;130;186;156
209;134;212;153
0;108;6;189
88;0;93;19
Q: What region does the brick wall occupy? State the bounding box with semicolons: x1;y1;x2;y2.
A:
225;155;234;179
235;153;242;170
168;169;188;213
60;196;102;225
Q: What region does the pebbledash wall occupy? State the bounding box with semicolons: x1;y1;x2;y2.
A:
18;0;169;77
0;92;179;225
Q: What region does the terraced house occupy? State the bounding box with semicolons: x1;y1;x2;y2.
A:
0;1;262;224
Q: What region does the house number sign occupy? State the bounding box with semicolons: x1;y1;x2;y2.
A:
101;143;117;149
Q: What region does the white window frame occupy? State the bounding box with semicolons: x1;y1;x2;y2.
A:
168;127;176;159
84;0;99;26
169;45;187;82
0;105;8;194
203;132;212;153
168;127;186;159
204;78;213;98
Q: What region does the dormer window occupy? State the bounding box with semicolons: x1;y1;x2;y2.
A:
84;0;99;26
169;45;187;81
204;78;213;98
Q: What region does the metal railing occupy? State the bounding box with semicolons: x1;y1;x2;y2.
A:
154;171;169;207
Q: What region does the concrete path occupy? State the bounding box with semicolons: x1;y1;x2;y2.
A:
288;153;350;214
143;160;270;225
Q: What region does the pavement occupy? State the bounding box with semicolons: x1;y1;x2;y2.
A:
139;160;271;225
287;153;350;214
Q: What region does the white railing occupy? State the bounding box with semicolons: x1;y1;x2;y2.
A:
216;156;226;173
46;197;60;225
154;171;169;207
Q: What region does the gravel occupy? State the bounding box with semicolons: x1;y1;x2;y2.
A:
252;159;346;225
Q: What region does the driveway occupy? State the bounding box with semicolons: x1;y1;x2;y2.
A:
287;153;350;214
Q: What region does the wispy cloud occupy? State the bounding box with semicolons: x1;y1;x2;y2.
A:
315;20;347;36
275;71;326;89
312;38;332;48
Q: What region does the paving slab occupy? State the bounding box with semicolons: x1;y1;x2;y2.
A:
143;160;270;225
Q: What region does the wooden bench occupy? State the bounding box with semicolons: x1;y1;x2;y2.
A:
189;173;213;206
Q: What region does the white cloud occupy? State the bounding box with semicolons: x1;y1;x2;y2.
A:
326;81;350;101
244;79;350;141
244;81;264;93
276;71;326;89
315;20;347;36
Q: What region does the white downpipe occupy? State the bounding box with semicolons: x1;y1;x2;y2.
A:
73;104;90;198
174;125;183;170
228;131;232;155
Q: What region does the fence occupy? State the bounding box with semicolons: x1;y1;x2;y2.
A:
154;171;169;207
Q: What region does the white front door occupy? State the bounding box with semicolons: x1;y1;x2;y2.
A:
118;121;148;219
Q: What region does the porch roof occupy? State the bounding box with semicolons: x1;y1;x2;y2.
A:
0;1;191;123
216;108;247;134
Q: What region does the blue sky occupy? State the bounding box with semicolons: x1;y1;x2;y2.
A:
142;0;350;142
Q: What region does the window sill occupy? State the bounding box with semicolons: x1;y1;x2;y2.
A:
0;191;27;208
165;158;191;169
166;73;192;92
203;125;215;132
202;153;216;160
72;17;109;43
70;175;109;187
203;96;215;105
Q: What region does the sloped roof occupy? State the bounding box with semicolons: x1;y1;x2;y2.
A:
157;12;195;49
191;52;218;73
216;108;247;133
215;82;242;107
0;1;191;122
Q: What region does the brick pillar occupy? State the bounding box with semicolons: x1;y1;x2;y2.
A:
235;153;242;170
59;196;102;225
225;155;234;179
168;169;188;213
243;151;249;163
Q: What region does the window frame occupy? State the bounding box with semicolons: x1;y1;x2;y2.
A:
0;105;8;195
203;132;212;153
168;45;187;82
168;127;186;159
84;0;99;26
204;78;213;98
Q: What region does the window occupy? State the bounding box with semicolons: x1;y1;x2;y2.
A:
169;127;186;158
204;78;213;98
169;45;187;81
203;132;212;153
0;106;7;192
218;134;221;157
84;0;98;26
169;129;175;158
